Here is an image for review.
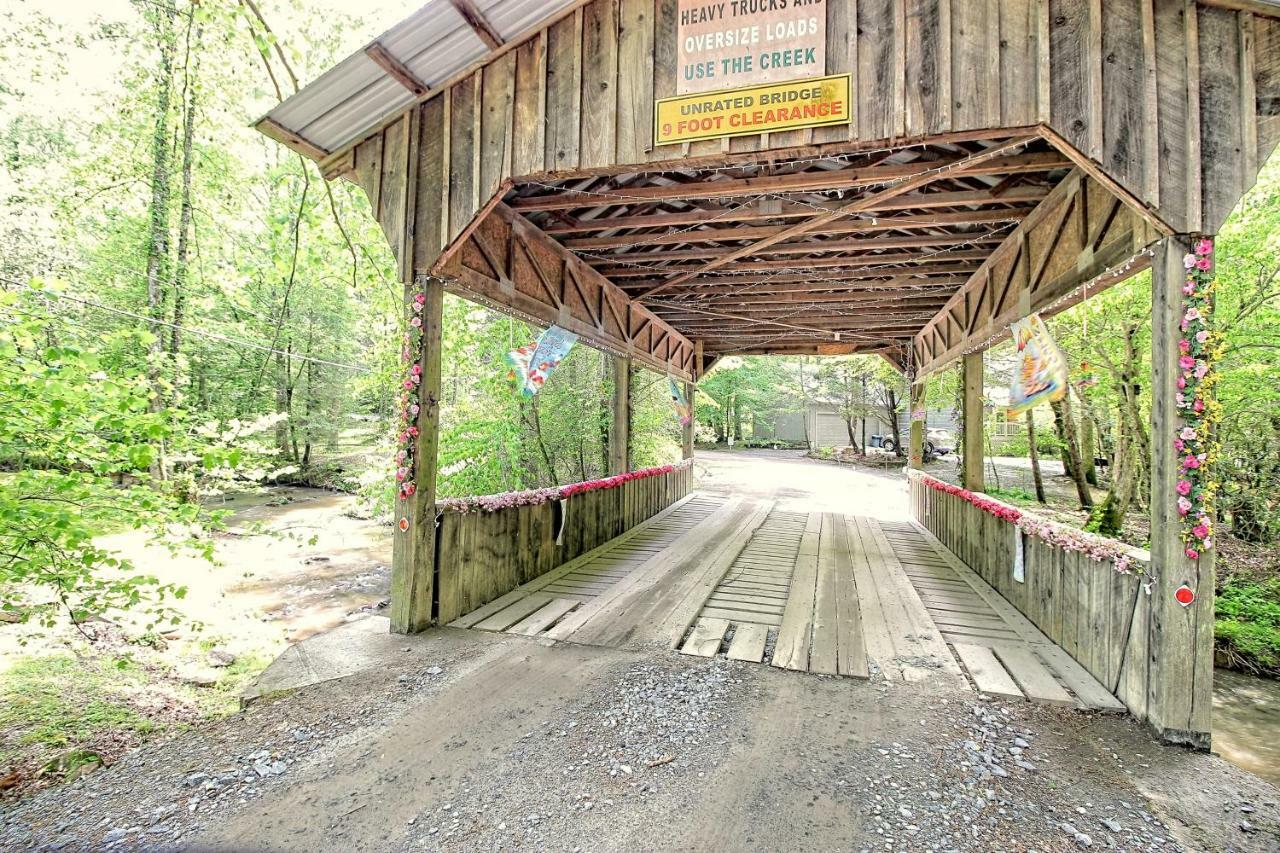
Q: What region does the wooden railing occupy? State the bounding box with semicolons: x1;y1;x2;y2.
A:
433;465;692;625
908;471;1159;725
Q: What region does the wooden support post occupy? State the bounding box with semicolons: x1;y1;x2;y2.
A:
390;276;444;634
1147;236;1214;749
908;379;927;470
609;355;631;474
682;380;696;459
962;352;985;491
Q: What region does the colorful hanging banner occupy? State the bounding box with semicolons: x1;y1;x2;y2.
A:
668;377;692;426
1007;313;1068;418
506;325;578;397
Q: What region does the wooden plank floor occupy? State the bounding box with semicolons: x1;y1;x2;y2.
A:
881;520;1125;712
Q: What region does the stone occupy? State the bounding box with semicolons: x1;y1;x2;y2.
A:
206;649;237;668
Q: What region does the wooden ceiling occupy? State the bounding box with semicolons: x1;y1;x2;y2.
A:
504;134;1074;361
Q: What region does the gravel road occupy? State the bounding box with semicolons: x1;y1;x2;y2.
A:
2;625;1276;852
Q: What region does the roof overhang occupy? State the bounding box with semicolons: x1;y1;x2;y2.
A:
255;0;588;164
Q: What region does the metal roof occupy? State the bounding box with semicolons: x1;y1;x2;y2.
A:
256;0;582;162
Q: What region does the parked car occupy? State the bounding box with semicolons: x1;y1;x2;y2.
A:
869;429;953;457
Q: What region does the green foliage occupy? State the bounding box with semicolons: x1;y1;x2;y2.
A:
1215;579;1280;674
986;486;1038;505
0;655;155;760
996;427;1063;459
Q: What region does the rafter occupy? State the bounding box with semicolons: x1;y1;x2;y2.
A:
599;250;991;278
584;233;1007;265
510;150;1066;212
449;0;503;49
365;43;431;97
561;207;1034;249
633;137;1040;300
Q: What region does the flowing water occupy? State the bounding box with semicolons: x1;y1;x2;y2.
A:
1213;668;1280;787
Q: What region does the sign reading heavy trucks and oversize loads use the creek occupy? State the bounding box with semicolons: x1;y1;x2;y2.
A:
657;0;844;145
677;0;827;95
654;74;850;145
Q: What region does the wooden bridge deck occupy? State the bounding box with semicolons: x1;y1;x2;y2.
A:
450;492;1121;712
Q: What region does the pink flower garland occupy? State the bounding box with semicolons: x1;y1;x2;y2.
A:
918;474;1141;575
1175;238;1220;560
395;290;428;510
441;461;692;514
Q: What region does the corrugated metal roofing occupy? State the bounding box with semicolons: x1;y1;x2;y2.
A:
258;0;581;160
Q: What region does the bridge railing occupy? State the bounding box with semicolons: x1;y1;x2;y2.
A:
908;471;1158;723
432;463;692;625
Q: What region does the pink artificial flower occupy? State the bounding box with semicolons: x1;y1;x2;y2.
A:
396;450;407;463
1176;376;1187;390
1183;281;1197;296
1194;363;1209;380
1178;355;1195;370
403;380;414;390
1185;547;1200;560
1183;253;1197;270
1185;308;1202;322
410;404;420;416
1177;497;1193;515
1180;427;1197;441
1195;257;1211;272
407;426;419;437
395;467;408;482
1193;398;1205;413
1174;438;1185;452
412;301;423;314
411;363;423;376
1195;238;1213;256
410;316;422;328
402;483;416;498
1176;480;1193;496
1183;455;1200;470
1195;330;1209;344
414;292;426;304
1178;339;1190;353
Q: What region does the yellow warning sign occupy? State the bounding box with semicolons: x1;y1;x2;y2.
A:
654;74;851;146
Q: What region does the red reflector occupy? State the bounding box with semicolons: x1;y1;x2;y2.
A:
1175;584;1195;606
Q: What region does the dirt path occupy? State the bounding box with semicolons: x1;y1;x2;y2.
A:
2;624;1275;852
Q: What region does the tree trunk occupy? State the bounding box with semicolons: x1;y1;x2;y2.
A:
1026;412;1046;503
1080;402;1099;486
143;6;177;480
884;390;903;456
170;19;200;359
1054;395;1094;508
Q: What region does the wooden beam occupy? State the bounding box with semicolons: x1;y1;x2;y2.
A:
602;250;991;279
543;187;1052;234
562;207;1034;249
256;117;330;161
450;0;504;49
616;268;978;291
1146;235;1214;749
435;202;696;380
609;356;631;473
390;276;444;633
585;233;1007;265
366;42;431;97
961;353;984;491
510;150;1068;211
635;137;1042;300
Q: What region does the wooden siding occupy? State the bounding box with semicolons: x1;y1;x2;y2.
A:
341;0;1280;282
435;465;691;625
909;473;1158;728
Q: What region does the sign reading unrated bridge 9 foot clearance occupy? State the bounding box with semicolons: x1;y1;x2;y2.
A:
654;74;850;145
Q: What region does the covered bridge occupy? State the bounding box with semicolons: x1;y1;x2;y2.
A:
256;0;1280;749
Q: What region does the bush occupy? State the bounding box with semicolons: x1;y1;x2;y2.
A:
995;427;1063;459
1215;578;1280;675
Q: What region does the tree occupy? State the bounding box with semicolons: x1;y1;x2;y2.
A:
816;356;875;451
